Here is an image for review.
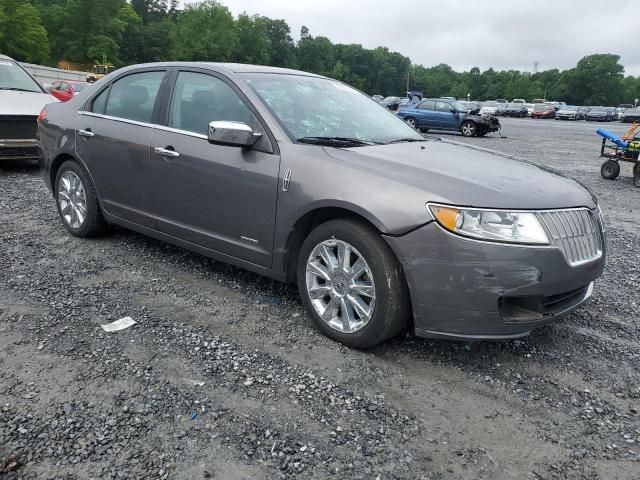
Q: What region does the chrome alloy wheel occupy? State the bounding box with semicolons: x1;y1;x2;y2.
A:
461;122;476;136
305;239;376;333
58;171;87;229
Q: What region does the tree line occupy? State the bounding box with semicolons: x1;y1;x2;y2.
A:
1;0;639;105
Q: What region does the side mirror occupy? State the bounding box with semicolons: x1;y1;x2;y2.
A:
208;121;262;148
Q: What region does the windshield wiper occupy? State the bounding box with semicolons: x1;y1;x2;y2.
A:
0;87;40;93
385;137;427;144
297;136;383;147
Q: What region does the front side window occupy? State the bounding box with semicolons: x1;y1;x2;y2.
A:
435;101;452;112
169;71;256;136
104;71;164;123
243;73;422;144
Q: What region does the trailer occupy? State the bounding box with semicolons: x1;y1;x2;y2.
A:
19;62;89;88
597;124;640;187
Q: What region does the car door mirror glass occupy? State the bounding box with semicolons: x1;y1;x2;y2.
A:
208;121;262;148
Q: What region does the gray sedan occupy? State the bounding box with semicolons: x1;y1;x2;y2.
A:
37;62;606;347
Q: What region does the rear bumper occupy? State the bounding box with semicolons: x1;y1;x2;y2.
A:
0;139;39;160
384;222;605;340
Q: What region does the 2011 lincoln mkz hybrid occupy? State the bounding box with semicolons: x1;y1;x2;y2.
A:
37;62;606;348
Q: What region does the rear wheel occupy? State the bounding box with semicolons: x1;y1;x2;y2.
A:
55;160;106;237
297;219;410;348
460;121;477;137
600;160;621;180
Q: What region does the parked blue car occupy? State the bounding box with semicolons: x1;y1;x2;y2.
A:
397;98;500;137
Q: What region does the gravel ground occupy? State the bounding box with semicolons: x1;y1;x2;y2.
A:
1;117;639;480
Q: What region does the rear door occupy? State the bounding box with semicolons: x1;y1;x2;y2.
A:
415;100;436;128
148;69;280;267
76;69;168;228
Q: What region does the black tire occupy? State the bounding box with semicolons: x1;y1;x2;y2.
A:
476;129;487;137
600;160;620;180
634;163;640;187
405;117;418;129
54;159;106;237
460;121;477;137
296;219;410;348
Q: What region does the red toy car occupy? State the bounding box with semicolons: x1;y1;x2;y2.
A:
50;80;89;102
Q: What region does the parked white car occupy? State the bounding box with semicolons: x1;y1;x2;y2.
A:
0;54;58;161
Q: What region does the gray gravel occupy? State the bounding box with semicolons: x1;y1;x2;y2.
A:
1;118;639;479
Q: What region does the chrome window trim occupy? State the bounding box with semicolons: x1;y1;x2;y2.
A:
77;111;208;140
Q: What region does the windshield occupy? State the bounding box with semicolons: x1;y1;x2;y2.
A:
591;107;605;112
243;74;423;144
562;106;577;111
0;60;43;93
533;104;549;111
483;101;497;107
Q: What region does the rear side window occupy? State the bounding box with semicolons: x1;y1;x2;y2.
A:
418;100;435;110
91;88;109;114
168;71;256;136
104;71;164;123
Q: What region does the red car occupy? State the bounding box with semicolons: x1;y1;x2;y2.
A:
531;104;556;119
50;80;89;102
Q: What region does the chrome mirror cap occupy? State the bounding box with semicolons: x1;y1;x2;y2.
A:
208;121;261;148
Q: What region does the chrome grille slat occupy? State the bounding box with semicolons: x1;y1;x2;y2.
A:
536;209;603;266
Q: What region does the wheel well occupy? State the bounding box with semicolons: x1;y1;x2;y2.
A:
49;153;76;191
283;207;379;283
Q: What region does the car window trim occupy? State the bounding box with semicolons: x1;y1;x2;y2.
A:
82;68;169;121
161;67;276;155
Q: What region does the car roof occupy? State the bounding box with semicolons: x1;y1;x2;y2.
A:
118;62;323;78
0;53;15;61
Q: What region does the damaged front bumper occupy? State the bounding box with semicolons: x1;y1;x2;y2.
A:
384;222;605;340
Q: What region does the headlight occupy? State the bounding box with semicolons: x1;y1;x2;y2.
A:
428;204;550;245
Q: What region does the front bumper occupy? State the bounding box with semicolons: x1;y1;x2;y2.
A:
384;222;605;340
0;139;39;161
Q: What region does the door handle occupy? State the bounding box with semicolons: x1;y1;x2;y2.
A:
154;147;180;158
78;129;94;138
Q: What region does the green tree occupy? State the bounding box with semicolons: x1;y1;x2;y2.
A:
298;35;334;76
261;17;296;68
567;54;624;105
234;13;269;65
0;0;49;63
171;0;237;61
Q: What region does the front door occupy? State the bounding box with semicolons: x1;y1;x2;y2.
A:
76;70;166;228
150;71;280;267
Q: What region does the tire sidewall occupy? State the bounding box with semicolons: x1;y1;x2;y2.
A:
296;220;407;348
54;160;100;237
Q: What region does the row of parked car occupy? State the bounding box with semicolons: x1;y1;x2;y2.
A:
374;95;640;123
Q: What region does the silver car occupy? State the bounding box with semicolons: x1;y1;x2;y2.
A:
38;62;606;347
1;54;57;161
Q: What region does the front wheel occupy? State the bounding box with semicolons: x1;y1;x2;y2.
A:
600;160;620;180
297;219;410;348
460;121;477;137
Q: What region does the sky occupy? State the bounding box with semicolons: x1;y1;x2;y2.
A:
182;0;640;76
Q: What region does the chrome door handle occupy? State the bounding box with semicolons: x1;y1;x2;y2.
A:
154;147;180;158
78;129;94;138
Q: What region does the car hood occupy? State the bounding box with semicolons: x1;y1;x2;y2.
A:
589;111;606;115
557;110;575;114
0;90;58;116
325;140;596;210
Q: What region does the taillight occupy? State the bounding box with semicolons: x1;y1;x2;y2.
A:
37;107;47;123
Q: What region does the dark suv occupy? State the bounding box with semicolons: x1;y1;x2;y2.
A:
38;63;605;347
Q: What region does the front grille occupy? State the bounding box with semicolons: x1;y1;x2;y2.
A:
536;209;603;266
0;116;38;140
